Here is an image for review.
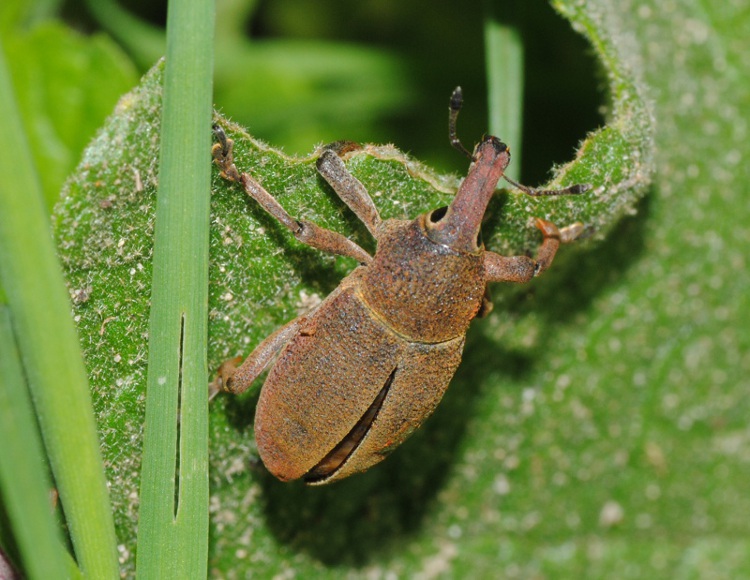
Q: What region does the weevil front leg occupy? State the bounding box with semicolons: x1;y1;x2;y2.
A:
212;126;372;265
315;149;382;237
484;219;583;283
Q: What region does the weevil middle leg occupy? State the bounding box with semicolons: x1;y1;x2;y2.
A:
212;126;372;265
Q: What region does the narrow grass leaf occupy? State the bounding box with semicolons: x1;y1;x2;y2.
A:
0;42;118;579
483;0;525;178
134;0;214;577
0;308;72;580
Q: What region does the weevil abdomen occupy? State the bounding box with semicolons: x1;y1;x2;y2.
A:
325;333;463;483
254;269;465;484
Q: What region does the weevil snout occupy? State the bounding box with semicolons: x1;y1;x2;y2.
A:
477;135;509;158
425;135;512;253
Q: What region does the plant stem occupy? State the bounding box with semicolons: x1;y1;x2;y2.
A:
484;0;525;180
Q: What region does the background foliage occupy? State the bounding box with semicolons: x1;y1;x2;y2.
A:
2;0;749;577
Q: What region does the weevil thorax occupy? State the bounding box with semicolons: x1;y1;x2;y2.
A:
360;137;510;343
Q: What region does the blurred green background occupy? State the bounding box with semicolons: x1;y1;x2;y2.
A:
3;0;602;207
108;0;601;168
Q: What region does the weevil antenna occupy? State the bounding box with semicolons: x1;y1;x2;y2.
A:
449;87;474;160
502;174;590;197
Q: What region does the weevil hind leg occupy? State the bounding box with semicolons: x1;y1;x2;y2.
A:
559;221;585;243
216;316;305;396
209;355;243;400
212;126;373;265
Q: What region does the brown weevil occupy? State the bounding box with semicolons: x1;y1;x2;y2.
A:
212;87;587;485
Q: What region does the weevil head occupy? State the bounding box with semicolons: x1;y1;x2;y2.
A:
359;138;510;344
425;136;510;253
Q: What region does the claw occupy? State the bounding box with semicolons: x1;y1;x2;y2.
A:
534;218;561;239
209;355;243;400
560;222;584;243
211;125;242;182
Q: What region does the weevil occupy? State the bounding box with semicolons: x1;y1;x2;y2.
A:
212;87;587;485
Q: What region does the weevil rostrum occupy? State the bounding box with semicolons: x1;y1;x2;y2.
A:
211;88;587;485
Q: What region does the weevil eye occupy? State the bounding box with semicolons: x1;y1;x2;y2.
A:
429;206;448;223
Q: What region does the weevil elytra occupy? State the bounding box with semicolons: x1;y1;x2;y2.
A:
212;88;587;485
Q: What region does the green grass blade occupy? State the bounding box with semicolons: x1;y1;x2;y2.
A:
134;0;214;577
83;0;166;69
483;0;524;179
0;42;118;579
0;308;71;580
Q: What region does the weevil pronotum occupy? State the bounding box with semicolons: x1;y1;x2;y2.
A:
211;88;588;485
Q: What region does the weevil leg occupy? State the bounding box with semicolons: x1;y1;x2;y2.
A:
212;126;373;265
217;316;305;396
484;218;583;283
240;173;374;264
315;149;382;237
209;355;243;400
